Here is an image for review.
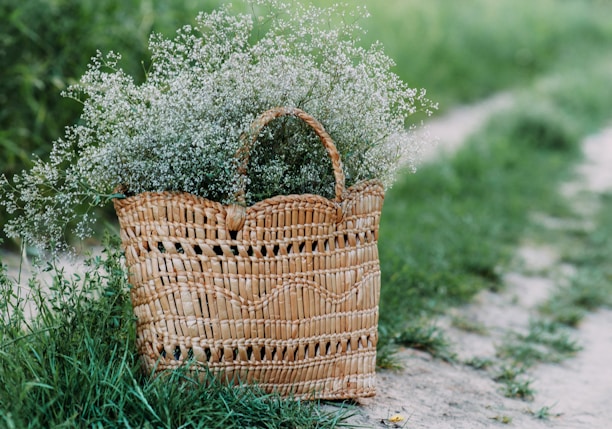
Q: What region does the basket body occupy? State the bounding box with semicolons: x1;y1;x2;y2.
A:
114;180;383;399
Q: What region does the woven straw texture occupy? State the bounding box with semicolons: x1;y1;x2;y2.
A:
113;107;384;399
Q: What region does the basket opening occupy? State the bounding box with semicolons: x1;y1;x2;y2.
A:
153;335;377;366
260;245;282;257
270;346;287;361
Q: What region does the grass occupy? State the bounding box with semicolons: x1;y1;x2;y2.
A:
377;98;581;345
540;271;611;327
450;314;489;335
501;378;535;402
393;321;457;363
496;320;581;367
493;365;535;401
463;357;494;371
0;0;224;176
540;193;612;326
528;404;560;421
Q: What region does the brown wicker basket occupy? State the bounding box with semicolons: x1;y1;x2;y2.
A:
113;107;384;399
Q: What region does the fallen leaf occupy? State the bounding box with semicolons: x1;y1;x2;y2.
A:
389;414;405;423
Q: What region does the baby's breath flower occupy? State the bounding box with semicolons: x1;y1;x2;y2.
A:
1;0;436;251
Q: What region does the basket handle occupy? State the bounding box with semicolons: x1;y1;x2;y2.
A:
226;107;346;231
235;107;346;204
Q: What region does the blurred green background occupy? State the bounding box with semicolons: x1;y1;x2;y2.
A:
1;0;220;181
3;0;612;182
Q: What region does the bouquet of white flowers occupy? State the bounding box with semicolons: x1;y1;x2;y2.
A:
1;0;435;250
1;0;438;399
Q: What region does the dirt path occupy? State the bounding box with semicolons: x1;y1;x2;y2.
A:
343;103;612;428
527;127;612;429
418;92;514;162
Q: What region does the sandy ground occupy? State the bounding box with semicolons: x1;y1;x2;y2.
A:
342;101;612;428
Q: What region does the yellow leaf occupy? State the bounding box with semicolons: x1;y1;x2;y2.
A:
389;414;405;423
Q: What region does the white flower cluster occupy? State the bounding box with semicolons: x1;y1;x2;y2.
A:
1;0;436;249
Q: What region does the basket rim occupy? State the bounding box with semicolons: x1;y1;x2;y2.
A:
113;178;384;212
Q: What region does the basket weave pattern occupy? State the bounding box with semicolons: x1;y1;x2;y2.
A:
114;108;384;399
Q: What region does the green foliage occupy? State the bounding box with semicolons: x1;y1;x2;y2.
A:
0;0;225;248
375;325;402;370
363;0;612;109
0;0;223;176
4;0;612;411
529;404;560;420
5;0;612;183
375;56;612;364
541;271;611;327
463;357;494;371
501;378;535;401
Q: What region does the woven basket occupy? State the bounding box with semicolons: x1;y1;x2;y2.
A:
113;107;384;399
